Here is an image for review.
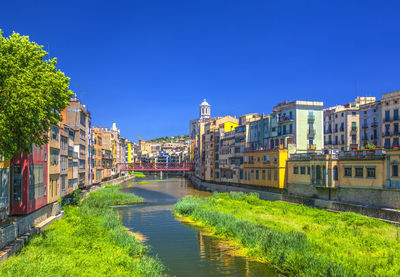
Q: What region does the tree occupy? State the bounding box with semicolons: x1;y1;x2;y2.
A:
0;31;73;158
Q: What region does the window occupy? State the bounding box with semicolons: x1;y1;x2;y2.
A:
355;167;363;178
60;136;68;151
61;156;68;171
274;154;278;163
240;170;243;180
0;168;9;203
80;130;86;140
12;164;22;202
367;167;376;178
50;125;59;140
244;171;247;180
50;149;59;165
333;166;338;180
256;170;259;180
393;165;399;177
268;169;271;180
274;169;278;181
262;170;266;180
385;110;390;122
307;167;311;175
29;164;44;200
344;167;352;177
294;167;299;174
300;167;306;175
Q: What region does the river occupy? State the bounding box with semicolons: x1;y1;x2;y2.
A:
117;175;278;277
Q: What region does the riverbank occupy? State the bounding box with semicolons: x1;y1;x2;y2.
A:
0;183;165;276
174;191;400;276
187;174;400;223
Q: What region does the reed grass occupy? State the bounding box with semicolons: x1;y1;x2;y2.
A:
133;172;146;178
0;184;165;276
174;192;400;276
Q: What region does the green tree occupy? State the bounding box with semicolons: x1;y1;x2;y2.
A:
0;31;73;158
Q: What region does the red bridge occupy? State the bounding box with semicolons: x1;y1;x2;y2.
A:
119;162;193;172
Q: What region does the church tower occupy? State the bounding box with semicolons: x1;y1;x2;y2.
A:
199;99;211;121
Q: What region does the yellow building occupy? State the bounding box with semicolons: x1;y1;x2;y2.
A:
128;142;133;163
287;150;386;189
241;148;288;188
48;124;60;203
287;153;338;188
203;116;238;182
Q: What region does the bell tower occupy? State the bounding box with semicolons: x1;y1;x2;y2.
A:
199;99;211;121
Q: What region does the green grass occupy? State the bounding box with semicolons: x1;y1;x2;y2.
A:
138;181;151;185
133;172;146;178
153;180;165;182
0;184;165;277
173;192;400;277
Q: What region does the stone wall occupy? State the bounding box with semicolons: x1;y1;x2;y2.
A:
0;202;61;250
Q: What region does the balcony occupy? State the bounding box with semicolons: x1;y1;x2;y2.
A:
334;128;338;133
351;127;357;132
384;131;391;137
340;127;344;132
308;114;315;122
278;116;294;124
325;129;332;134
385;117;392;122
371;122;378;128
361;124;368;129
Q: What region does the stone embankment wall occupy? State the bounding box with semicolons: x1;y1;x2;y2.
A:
187;174;400;224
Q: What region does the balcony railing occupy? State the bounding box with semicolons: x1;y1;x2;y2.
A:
384;131;391;137
371;122;378;128
278;116;294;124
340;127;344;131
351;127;357;132
361;124;368;129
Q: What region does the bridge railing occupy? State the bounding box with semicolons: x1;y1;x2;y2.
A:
119;162;194;171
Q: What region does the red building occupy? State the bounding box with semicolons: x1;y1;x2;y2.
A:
10;144;48;215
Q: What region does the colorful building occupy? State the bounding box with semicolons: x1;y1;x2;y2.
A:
241;148;288;188
269;100;324;152
61;96;91;188
48;124;60;203
359;100;382;148
11;144;48;215
381;90;400;149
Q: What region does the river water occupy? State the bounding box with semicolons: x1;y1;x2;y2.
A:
117;175;278;277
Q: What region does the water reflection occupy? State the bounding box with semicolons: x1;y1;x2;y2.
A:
117;176;277;277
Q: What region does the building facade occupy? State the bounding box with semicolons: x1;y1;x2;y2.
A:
11;144;48;215
359;101;382;148
62;96;91;188
269;101;324;152
242;148;288;188
381;91;400;149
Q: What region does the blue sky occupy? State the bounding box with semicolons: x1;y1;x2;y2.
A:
2;1;400;141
